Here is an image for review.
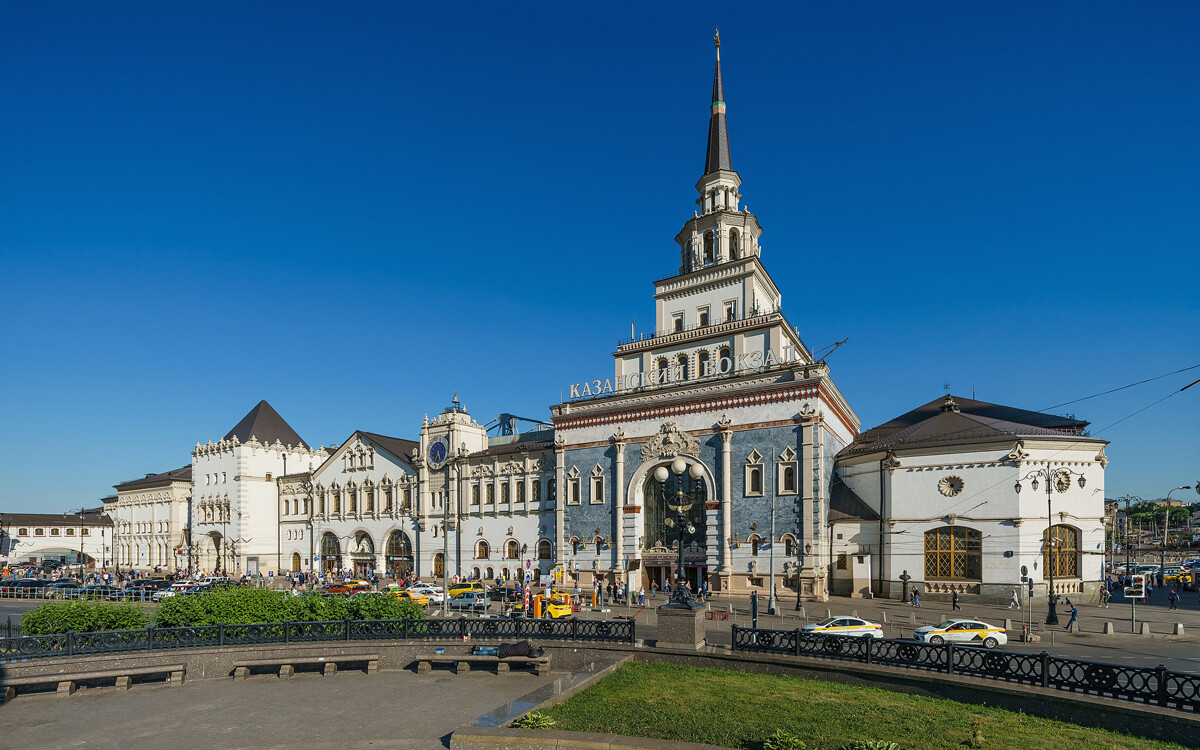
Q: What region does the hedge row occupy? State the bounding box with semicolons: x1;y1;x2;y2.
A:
17;588;425;635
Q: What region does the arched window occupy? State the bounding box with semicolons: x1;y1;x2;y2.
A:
1044;525;1080;578
657;357;669;373
704;231;715;264
698;350;710;377
333;491;341;515
570;536;580;555
505;540;520;559
729;229;740;259
924;526;982;580
784;535;795;557
537;540;552;560
321;533;341;572
749;466;763;495
433;553;444;577
677;353;689;380
475;540;490;559
501;483;510;504
365;490;374;514
386;531;413;578
749;534;761;557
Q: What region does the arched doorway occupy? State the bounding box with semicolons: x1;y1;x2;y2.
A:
204;532;223;573
320;533;341;573
291;552;301;573
350;531;375;578
433;552;444;578
385;530;413;580
642;462;708;592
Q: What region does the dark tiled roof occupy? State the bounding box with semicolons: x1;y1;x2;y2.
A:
839;395;1094;459
829;475;879;522
223;400;308;449
2;512;112;527
469;441;554;458
114;465;192;490
704;53;731;174
359;431;419;465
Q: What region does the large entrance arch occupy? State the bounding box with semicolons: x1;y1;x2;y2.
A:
320;533;342;573
385;530;413;579
626;454;716;594
349;531;376;578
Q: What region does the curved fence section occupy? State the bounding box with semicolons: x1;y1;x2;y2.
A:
731;625;1200;714
0;616;635;664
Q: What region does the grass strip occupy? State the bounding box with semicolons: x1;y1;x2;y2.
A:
539;661;1186;750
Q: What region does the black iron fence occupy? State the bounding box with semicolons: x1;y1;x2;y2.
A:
0;616;634;663
731;625;1200;714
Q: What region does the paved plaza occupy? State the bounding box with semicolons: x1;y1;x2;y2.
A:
0;667;560;750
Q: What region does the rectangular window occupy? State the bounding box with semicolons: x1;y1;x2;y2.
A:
568;478;581;505
672;313;684;333
744;465;763;497
837;553;848;570
590;476;604;504
724;300;737;322
517;481;526;503
532;478;541;504
698;307;709;327
778;462;798;494
18;528;27;536
486;484;495;504
501;483;510;504
66;528;75;536
404;488;412;509
547;478;556;506
471;485;480;505
51;528;60;536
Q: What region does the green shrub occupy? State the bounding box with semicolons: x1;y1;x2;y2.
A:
20;601;149;635
510;712;556;729
154;588;424;627
764;730;806;750
841;742;899;750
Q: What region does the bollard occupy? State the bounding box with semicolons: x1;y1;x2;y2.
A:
881;611;887;623
909;612;917;625
1173;623;1185;636
1004;618;1012;631
852;609;858;618
1139;623;1151;636
826;608;832;619
1103;622;1115;635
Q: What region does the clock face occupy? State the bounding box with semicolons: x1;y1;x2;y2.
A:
427;437;448;470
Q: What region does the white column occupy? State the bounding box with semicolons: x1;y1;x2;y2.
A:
614;440;626;573
721;429;733;572
555;446;566;567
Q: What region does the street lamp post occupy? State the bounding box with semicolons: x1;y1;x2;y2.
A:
655;457;705;611
1161;486;1191;579
1015;466;1087;625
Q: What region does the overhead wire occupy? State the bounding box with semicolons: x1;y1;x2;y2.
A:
1040;364;1199;411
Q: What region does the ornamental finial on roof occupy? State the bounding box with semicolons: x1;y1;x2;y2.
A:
714;27;720;49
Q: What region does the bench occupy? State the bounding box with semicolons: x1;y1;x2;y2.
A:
230;653;379;680
0;663;185;701
415;653;550;676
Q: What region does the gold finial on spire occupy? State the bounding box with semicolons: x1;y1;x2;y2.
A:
714;27;720;49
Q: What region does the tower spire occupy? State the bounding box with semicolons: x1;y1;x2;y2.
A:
704;28;731;175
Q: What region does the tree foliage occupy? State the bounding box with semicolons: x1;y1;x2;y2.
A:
153;588;424;627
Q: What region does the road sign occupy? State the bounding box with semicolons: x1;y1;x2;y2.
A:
1124;573;1146;600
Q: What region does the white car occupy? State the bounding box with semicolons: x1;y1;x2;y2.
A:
408;585;445;604
912;619;1007;649
801;616;884;639
152;581;197;601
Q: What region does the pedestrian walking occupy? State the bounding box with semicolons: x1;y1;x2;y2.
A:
1008;588;1019;609
951;590;960;610
1168;589;1179;611
1065;602;1079;632
912;588;921;607
1099;588;1110;608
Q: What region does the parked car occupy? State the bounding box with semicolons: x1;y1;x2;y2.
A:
446;592;490;612
8;579;51;598
801;616;884;639
77;584;121;600
487;587;522;603
407;585;445;604
447;581;486;597
913;619;1007;649
153;581;197;601
322;583;368;595
388;589;430;606
44;580;84;599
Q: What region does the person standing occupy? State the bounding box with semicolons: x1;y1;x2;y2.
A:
912;588;921;607
1099;587;1110;608
951;590;960;611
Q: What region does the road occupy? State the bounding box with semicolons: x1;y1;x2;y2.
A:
3;587;1197;674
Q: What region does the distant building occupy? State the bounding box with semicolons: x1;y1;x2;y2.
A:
1;511;111;569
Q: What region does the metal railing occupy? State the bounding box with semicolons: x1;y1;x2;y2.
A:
0;616;635;663
731;625;1200;714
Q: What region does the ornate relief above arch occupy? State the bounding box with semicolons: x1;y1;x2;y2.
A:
639;421;701;462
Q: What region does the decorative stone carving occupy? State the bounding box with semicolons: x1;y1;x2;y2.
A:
717;414;732;429
640;421;701;462
1053;469;1073;493
610;427;625;443
938;476;965;497
536;456;555;472
501;461;523;476
1094;446;1108;468
1005;441;1030;464
881;451;901;473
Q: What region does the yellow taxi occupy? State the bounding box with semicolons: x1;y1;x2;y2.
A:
448;581;486;597
388;588;430;606
801;616;884;639
913;619;1007;649
509;591;574;619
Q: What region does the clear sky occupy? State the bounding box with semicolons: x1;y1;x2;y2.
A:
1;2;1197;514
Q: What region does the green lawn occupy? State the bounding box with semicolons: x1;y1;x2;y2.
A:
538;662;1185;750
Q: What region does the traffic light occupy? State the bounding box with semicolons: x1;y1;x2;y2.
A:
1027;577;1034;598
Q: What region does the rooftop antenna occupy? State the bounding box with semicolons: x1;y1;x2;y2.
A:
943;382;951;395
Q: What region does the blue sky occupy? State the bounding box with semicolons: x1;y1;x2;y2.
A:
1;3;1197;513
